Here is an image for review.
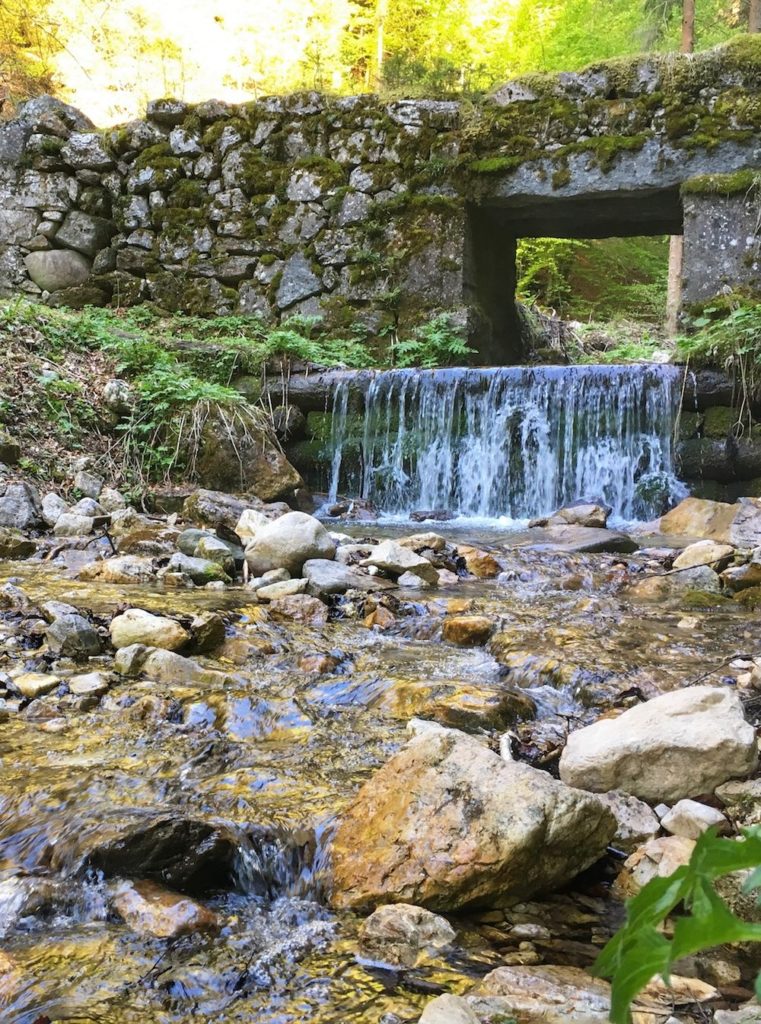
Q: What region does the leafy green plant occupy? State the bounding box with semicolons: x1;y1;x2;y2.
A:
394;314;475;368
594;825;761;1023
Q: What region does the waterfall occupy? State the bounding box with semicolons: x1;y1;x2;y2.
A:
325;364;685;521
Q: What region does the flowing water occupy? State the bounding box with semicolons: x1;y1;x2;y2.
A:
0;533;758;1023
326;365;684;521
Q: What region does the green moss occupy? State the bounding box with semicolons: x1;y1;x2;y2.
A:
734;585;761;608
202;117;250;148
40;136;64;156
237;152;287;197
134;143;180;171
166;179;207;209
681;169;761;197
551;166;571;189
702;405;741;438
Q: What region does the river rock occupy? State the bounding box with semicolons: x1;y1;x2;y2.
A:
245;512;336;576
0;527;35;559
596;790;660;853
302;558;392;597
359;903;455;968
631;563;723;600
167;553;231;584
189;611;226;653
613;835;695;898
68;671;112;697
467;965;612;1024
419;995;479;1024
74;469;103;498
661;799;728;839
182;489;248;532
110;608;189;652
114;644;228;685
46;612;102;659
268;594;329;627
41;491;69;526
331;729;616;912
441;615;493;647
361;539;439;585
559;685;757;803
527;525;637;554
672;539;734;571
12;671;61;698
70;497;104;518
256;578;308;601
194;534;236;573
419;685;537;732
397;571;433;589
235;508;271;543
54;512;94;536
79;555;155;584
721;558;761;593
0;482;43;530
457;545;501;578
656;496;761;547
112;879;220;939
535;502;611;529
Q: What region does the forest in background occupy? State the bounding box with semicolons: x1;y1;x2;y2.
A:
0;0;758;332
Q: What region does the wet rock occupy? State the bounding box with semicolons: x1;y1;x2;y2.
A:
672;539;734;571
12;671;61;698
359;903;455;968
398;533;448;553
189;611;226;653
397;571;433;589
115;644;228;685
167;553;231;585
0;950;22;1002
0;527;35;559
41;491;69;526
364;605;396;629
269;594;329;627
272;403;306;441
613;835;695;898
54;511;94;536
422;686;537;732
182;489;249;533
331;730;616;912
362;539;439;585
56;814;240;893
303;557;391;597
661;799;728;839
533;501;611;530
68;670;112;697
457;545;501;578
0;481;43;530
256;578;308;601
110;608;190;652
632;564;723;601
527;526;637;555
79;554;155;584
112;878;220;938
46;612;102;659
245;512;336;576
559;685;757;803
410;509;457;523
596;791;660;853
468;964;612;1024
721;558;761;593
298;652;341;674
442;615;493;647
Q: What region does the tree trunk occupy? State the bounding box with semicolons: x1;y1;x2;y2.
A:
750;0;761;33
375;0;388;89
666;0;695;337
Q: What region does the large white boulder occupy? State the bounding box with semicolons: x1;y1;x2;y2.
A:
361;538;439;585
109;608;189;652
244;512;336;576
559;686;757;803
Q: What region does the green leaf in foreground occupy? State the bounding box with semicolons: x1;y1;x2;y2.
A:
594;825;761;1024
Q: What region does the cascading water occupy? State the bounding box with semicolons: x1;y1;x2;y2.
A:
327;364;685;521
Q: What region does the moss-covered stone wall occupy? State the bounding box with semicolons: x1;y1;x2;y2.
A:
1;36;760;360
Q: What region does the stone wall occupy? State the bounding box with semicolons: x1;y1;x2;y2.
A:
1;37;761;361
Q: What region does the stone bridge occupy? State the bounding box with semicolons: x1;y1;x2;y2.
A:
1;37;760;361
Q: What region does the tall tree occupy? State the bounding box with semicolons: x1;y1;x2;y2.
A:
750;0;761;31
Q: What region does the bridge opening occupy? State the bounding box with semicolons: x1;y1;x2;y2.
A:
465;185;683;363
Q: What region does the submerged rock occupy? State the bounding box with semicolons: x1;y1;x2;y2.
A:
559;685;757;803
79;555;155;584
331;730;615;912
0;527;36;559
525;525;637;555
12;671;61;698
533;501;611;530
112;878;220;939
268;594;329;627
441;615;493;647
359;903;455;968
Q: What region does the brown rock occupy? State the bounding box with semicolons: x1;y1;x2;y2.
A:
364;605;396;629
112;879;220;938
457;545;501;578
442;615;493;647
469;965;611;1024
298;653;341;674
331;730;616;912
269;594;328;627
359;903;455;968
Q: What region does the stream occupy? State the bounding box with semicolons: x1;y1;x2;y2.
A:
0;523;757;1023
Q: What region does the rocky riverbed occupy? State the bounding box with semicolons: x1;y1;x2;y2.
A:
0;478;760;1024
